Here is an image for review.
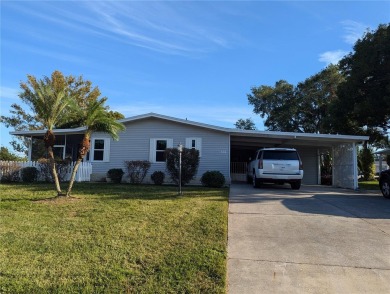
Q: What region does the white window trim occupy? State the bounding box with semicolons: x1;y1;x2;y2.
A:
149;138;173;163
185;137;202;157
91;138;110;162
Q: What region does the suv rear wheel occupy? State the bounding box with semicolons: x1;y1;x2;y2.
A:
253;173;260;188
380;178;390;199
290;180;301;190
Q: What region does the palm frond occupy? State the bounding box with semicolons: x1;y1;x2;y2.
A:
83;99;125;140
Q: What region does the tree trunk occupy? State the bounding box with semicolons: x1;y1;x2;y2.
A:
66;158;82;197
44;130;63;196
66;134;90;197
47;145;63;196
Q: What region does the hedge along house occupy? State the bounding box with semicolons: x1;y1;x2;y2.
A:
11;113;368;189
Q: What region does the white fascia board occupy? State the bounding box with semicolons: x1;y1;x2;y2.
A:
229;129;369;143
10;127;87;136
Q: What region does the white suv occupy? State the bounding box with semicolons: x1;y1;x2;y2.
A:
247;148;304;189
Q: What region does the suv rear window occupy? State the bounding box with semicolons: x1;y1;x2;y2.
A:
263;150;299;160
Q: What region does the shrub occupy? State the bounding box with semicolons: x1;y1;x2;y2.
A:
165;148;199;186
38;158;71;182
107;168;124;183
21;166;38;182
358;147;375;181
151;171;165;185
0;162;21;182
201;171;226;188
124;161;151;184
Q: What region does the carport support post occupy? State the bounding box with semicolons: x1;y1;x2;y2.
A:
317;149;321;185
353;142;358;190
178;143;183;196
332;147;335;187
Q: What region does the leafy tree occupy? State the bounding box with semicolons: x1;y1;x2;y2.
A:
235;118;256;130
331;24;390;143
296;64;344;133
18;71;74;195
66;98;125;196
0;146;25;161
165;148;200;185
248;80;299;132
247;65;343;133
0;104;41;155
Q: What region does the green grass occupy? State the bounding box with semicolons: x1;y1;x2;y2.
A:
358;180;380;190
0;183;228;293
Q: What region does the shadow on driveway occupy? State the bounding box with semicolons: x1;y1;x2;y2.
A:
229;183;390;219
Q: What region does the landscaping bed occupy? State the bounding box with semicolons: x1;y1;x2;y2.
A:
0;183;228;293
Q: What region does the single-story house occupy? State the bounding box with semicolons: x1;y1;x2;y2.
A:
11;112;369;189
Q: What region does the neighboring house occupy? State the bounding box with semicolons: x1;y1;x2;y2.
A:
375;148;390;173
11;113;369;189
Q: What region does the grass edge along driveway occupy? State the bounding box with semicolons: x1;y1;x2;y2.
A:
0;183;228;293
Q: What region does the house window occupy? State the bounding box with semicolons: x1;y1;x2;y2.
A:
150;138;173;163
53;146;65;160
156;140;167;162
91;138;110;162
185;137;202;157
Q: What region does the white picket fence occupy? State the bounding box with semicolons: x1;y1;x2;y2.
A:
0;161;92;182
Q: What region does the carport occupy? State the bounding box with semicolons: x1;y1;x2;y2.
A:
229;129;369;189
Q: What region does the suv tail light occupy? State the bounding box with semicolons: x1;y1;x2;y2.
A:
299;159;303;170
258;160;263;169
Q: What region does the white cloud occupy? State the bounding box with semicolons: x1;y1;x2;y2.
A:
0;86;19;100
341;20;369;45
318;50;348;65
318;20;368;65
82;1;233;56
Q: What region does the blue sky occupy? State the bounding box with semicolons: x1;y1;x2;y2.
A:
1;1;389;151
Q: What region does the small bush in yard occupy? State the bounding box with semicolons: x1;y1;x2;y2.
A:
124;160;151;184
0;162;21;182
201;171;225;188
107;168;124;183
21;166;38;182
165;148;199;185
38;158;71;182
151;171;165;185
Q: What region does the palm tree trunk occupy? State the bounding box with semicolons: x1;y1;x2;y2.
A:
66;135;90;197
47;145;63;196
66;158;82;197
43;129;64;196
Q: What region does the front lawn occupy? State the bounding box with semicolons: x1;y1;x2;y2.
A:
358;180;380;190
0;183;228;293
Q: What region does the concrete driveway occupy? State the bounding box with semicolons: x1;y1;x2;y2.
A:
228;183;390;294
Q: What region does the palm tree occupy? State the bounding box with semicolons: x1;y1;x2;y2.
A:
66;98;125;196
19;72;73;195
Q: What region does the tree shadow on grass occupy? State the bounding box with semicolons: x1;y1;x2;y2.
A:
0;182;228;202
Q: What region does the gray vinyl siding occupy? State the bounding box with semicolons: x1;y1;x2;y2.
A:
295;147;318;185
90;117;230;184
